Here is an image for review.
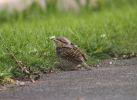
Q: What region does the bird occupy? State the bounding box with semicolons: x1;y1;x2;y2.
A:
50;36;91;70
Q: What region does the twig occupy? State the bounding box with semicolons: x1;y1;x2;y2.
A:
6;48;39;83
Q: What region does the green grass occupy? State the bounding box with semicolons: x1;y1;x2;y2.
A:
0;0;137;82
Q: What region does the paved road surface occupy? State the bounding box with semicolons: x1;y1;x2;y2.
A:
0;58;137;100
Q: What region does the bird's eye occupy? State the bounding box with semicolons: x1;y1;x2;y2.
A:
71;43;78;47
71;43;74;45
58;39;67;44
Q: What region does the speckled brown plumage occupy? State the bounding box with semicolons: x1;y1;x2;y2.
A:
50;36;90;70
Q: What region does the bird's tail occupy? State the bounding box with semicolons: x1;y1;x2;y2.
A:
82;62;91;70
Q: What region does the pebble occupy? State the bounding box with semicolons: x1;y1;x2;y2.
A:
109;61;113;65
16;80;25;86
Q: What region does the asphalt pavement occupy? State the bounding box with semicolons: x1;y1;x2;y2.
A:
0;57;137;100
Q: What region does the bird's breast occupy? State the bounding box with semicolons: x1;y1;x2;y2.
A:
56;47;62;55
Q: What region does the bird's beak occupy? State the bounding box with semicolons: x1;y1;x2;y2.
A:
49;36;56;41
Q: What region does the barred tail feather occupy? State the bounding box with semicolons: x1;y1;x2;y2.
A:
82;62;91;70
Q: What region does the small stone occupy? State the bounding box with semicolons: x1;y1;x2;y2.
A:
96;64;100;67
113;58;118;60
16;80;25;86
123;55;126;58
109;61;113;65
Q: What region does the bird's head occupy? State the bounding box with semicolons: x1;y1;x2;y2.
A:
50;36;72;47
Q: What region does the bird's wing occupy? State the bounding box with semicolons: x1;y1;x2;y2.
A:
69;44;87;61
57;47;87;63
73;47;88;61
